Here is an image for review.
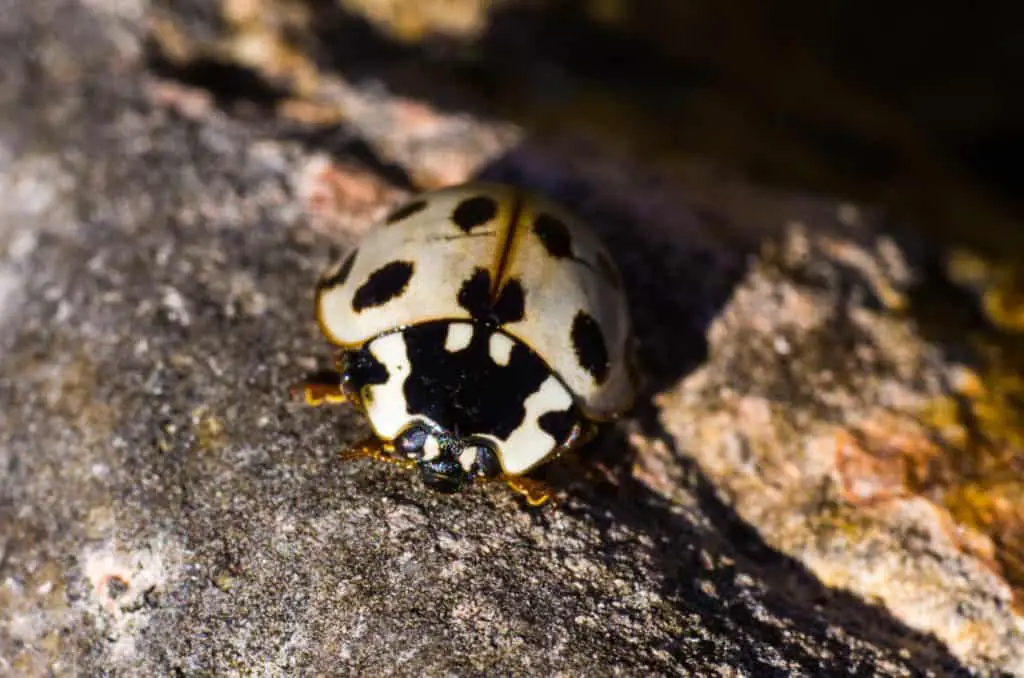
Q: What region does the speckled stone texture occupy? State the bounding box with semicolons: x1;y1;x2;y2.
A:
1;1;1021;676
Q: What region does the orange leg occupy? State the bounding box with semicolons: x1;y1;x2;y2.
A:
290;378;349;407
498;422;594;506
505;476;555;507
340;436;417;470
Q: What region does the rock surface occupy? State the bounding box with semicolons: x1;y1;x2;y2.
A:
1;1;1022;675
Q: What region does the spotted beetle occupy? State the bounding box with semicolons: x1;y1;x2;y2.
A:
302;182;637;505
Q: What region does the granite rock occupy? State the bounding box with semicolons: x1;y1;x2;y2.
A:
1;1;1020;675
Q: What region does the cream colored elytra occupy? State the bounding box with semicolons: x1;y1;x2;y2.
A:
316;182;636;422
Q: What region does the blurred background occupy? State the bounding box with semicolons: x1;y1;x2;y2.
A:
152;0;1024;270
146;0;1024;609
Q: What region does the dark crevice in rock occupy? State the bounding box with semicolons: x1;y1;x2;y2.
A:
145;45;290;111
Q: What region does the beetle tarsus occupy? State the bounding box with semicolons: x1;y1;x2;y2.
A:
506;476;555;507
341;437;417;470
292;380;348;407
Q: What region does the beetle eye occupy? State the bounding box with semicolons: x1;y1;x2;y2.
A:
395;425;430;459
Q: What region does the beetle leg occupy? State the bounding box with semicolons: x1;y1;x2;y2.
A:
294;381;348;406
505;476;555;507
341;437;417;470
290;368;350;407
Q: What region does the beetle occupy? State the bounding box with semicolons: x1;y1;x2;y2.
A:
299;182;637;505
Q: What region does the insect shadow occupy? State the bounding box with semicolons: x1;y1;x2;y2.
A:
540;426;969;674
469;150;970;674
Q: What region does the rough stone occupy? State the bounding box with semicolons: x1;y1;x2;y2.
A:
1;1;1021;676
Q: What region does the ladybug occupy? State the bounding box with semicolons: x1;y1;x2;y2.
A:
301;182;637;505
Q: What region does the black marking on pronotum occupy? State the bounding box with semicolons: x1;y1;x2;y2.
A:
571;311;609;383
457;269;525;326
319;250;357;289
401;321;579;443
341;347;390;397
452;196;498;233
538;409;576;447
386;198;428;224
533;213;573;259
352;260;414;312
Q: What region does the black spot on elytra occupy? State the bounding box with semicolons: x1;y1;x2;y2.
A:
319;250;357;289
596;252;622;290
452;196;498;233
402;321;580;444
457;268;525;325
492;279;525;324
352;260;414;312
533;213;573;258
457;268;491;319
386;198;428;224
571;311;609;383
